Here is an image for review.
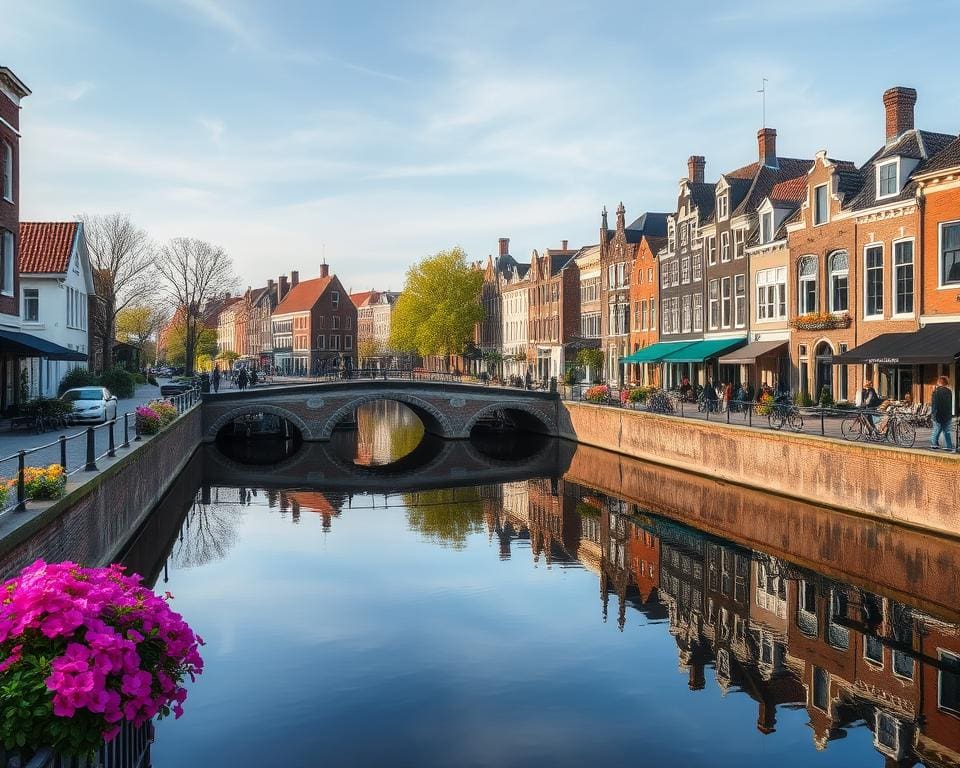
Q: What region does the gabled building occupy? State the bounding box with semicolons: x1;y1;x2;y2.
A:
625;232;666;385
18;222;93;397
215;296;244;360
526;241;578;382
571;244;602;381
245;280;279;369
500;256;530;380
271;263;356;375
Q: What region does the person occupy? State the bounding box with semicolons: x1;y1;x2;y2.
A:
679;376;693;401
703;377;718;411
524;369;533;390
237;367;249;391
723;382;734;412
859;379;882;428
212;365;221;393
930;376;954;450
250;368;258;386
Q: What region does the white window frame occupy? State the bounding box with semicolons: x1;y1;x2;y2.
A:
939;649;960;716
721;276;732;328
23;287;38;322
892;238;915;317
734;228;745;260
708;236;717;266
813;184;829;226
331;290;340;309
864;634;884;667
718;192;729;221
1;141;11;202
720;231;730;263
798;256;818;315
939;220;960;288
681;295;691;333
680;256;690;284
734;274;746;328
760;211;774;244
693;293;703;332
692;252;702;283
876;159;900;200
708;279;719;330
829;251;849;314
864;243;884;319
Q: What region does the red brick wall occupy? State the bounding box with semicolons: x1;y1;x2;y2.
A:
920;180;960;316
0;90;21;319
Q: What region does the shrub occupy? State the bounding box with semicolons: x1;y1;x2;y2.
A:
21;398;74;420
132;373;147;385
562;367;580;386
135;406;161;435
794;391;815;407
818;385;835;408
147;375;158;387
627;386;650;403
58;367;99;396
99;366;135;399
20;464;66;500
0;560;204;757
147;400;178;426
755;392;775;416
584;384;609;404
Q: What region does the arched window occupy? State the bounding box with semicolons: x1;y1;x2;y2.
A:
798;256;818;314
829;251;848;313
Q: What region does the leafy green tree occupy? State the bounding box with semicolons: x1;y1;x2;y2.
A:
404;487;485;549
390;248;484;360
163;322;217;368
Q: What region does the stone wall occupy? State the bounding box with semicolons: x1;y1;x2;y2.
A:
559;401;960;538
0;406;202;580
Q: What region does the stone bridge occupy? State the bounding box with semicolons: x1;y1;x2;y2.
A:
200;379;561;442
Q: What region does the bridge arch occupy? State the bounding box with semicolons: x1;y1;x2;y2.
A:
206;404;313;442
317;392;455;440
459;401;557;439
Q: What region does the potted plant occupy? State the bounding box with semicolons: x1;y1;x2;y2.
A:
135;406;162;435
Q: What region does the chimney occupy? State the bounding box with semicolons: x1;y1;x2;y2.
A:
757;128;777;167
687;155;705;184
278;275;289;301
498;238;509;257
291;270;300;287
883;86;917;144
561;239;569;250
267;278;275;292
318;263;329;278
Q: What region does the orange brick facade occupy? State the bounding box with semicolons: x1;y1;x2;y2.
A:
628;235;662;385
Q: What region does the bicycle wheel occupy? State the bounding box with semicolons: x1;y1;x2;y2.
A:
787;409;804;432
892;419;916;448
769;408;785;430
840;416;863;441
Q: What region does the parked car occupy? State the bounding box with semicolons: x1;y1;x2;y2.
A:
60;387;119;423
160;380;194;397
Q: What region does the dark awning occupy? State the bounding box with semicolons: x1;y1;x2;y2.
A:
833;323;960;365
0;329;87;361
718;340;788;365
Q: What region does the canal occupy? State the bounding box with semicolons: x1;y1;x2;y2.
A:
121;401;960;768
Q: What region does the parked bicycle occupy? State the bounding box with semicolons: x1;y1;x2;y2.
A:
841;409;916;448
768;400;804;432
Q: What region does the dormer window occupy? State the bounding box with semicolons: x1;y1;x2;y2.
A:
813;184;828;225
760;211;774;244
718;193;729;220
877;160;898;198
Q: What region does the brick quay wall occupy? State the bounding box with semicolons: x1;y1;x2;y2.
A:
558;401;959;540
0;406;202;580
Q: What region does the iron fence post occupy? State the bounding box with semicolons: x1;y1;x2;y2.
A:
59;435;67;471
122;413;130;449
748;404;752;428
726;404;731;424
85;427;98;471
16;450;25;511
821;408;825;436
108;420;116;458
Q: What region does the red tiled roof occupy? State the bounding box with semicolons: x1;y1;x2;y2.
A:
18;222;79;274
274;276;334;314
770;176;808;204
350;290;378;308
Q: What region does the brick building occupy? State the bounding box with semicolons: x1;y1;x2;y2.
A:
271;264;356;375
500;257;530;380
526;241;577;382
245;280;279;370
572;244;602;381
625;233;665;385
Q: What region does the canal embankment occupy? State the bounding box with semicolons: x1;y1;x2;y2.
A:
559;400;959;539
0;403;202;580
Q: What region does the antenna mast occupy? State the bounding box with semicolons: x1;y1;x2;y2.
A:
758;77;768;128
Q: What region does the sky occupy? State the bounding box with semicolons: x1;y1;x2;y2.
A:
5;0;960;294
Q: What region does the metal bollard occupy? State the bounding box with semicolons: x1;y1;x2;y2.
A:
123;413;130;449
820;408;826;436
748;404;753;428
16;450;26;511
59;435;67;471
726;404;731;424
108;419;116;458
85;427;98;471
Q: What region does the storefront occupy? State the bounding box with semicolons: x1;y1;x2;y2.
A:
717;340;789;393
659;338;748;389
620;341;698;388
0;330;88;412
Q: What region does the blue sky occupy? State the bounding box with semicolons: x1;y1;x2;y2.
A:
6;0;960;292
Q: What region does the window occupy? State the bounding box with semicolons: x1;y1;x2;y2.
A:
827;251;848;313
670;260;679;287
812;667;829;711
345;335;353;350
760;211;774;244
1;142;11;202
718;192;729;220
617;262;627;287
875;712;900;755
756;267;787;321
649;298;656;330
23;288;38;322
707;236;717;265
668;223;675;252
865;245;884;317
671;297;680;333
813;184;828;225
331;291;340;309
346;316;353;330
682;295;691;333
939;650;960;715
894;241;914;315
661;265;671;289
680;222;688;245
734;274;746;327
864;635;884;665
647;267;652;282
332;315;341;330
942;221;960;286
708;280;719;329
892;651;914;680
734;229;745;259
721;232;730;262
798;256;818;314
693;294;703;331
681;256;690;284
0;230;13;295
721;277;731;328
662;298;671;334
330;334;341;350
877;161;898;198
316;334;325;349
692;252;702;282
639;300;647;330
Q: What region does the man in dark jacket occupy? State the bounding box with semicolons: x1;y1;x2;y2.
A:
930;375;954;450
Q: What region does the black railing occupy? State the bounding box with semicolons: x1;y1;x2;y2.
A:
234;367;563;390
0;719;152;768
0;389;200;517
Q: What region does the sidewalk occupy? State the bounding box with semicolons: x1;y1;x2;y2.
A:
0;384;163;476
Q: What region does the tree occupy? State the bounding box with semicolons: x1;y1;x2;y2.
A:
162;322;217;367
390;247;484;363
79;213;156;370
155;238;235;375
116;304;167;363
404;487;485;550
357;338;382;362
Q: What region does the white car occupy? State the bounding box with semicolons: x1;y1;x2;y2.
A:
60;387;119;423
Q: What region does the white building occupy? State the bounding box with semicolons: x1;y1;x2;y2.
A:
18;222;93;397
500;262;530;379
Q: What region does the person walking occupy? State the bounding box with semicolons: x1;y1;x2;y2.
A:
237;367;249;391
930;375;954;450
212;365;221;393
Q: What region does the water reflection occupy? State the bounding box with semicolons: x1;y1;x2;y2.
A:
329;400;425;466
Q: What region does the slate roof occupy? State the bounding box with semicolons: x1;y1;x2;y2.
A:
850;129;957;210
18;222;79;274
914;135;960;176
688;182;717;219
732;158;814;216
274;276;335;314
626;212;669;238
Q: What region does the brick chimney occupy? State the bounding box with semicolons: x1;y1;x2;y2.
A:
883;86;917;144
561;239;569;250
291;270;300;287
498;237;510;257
278;275;289;301
758;128;777;167
687;155;705;184
318;263;329;278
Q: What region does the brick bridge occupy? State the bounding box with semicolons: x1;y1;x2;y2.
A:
200;379;561;442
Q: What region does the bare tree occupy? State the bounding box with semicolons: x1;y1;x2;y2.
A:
79;213;156;371
156;237;236;374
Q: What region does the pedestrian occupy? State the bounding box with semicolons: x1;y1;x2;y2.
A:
859;379;882;427
250;369;258;386
237;367;249;391
930;375;954;451
723;381;734;412
212;365;221;393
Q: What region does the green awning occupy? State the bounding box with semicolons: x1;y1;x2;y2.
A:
659;337;748;363
620;341;699;364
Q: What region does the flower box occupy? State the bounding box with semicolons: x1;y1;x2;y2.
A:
790;312;852;331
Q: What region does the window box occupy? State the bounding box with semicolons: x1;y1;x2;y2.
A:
790;312;852;330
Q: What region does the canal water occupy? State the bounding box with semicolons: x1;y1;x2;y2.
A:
126;402;960;768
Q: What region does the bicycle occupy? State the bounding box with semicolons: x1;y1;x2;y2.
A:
768;400;804;432
841;410;916;448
